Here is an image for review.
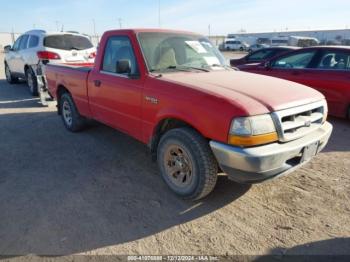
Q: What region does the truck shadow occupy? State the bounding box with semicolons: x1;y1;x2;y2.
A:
0;110;251;256
323;117;350;153
253;237;350;261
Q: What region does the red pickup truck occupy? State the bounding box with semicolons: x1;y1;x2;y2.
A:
44;29;333;200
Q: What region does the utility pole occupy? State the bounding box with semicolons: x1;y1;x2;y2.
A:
11;27;15;44
92;19;97;38
118;18;123;29
208;24;211;38
158;0;161;28
55;21;60;31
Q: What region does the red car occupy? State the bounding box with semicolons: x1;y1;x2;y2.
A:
238;46;350;118
230;46;299;67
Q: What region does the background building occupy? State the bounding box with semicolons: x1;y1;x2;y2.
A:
228;29;350;45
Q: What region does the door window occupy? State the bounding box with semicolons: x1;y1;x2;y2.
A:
315;50;350;70
102;36;138;75
272;51;316;69
12;36;22;51
247;49;276;61
19;35;29;50
28;35;39;48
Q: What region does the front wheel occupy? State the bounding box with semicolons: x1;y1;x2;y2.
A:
59;93;86;132
5;63;18;84
157;128;218;200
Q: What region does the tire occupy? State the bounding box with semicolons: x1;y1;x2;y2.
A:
25;67;38;96
4;63;18;84
157;127;218;200
239;47;244;51
59;92;86;132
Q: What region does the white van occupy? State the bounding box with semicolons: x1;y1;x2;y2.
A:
224;40;249;51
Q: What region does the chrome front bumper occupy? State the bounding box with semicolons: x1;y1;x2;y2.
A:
210;122;333;184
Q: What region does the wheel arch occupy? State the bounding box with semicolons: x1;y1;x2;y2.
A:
149;117;206;161
56;85;71;115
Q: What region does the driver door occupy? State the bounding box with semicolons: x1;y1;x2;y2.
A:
88;35;144;140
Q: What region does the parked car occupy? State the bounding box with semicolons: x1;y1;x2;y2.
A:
238;46;350;118
224;40;249;51
3;30;96;96
42;29;332;200
230;47;299;67
248;44;269;53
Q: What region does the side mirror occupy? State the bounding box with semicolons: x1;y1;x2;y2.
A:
116;59;131;74
264;61;272;69
4;45;12;53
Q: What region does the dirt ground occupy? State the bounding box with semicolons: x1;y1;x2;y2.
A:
0;53;349;257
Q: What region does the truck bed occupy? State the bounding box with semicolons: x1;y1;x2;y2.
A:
45;63;92;117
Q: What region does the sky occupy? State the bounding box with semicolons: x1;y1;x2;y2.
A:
0;0;349;36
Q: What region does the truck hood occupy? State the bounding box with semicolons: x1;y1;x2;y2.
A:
161;70;324;115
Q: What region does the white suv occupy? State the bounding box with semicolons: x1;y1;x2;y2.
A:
224;40;250;51
4;30;96;95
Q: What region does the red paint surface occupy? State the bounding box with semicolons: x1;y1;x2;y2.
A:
45;29;325;145
238;47;350;118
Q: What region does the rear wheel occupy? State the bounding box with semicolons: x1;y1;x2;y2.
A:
59;93;86;132
157;128;218;200
239;47;244;51
25;67;38;96
5;63;18;84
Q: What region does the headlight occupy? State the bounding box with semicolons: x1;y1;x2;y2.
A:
228;114;278;147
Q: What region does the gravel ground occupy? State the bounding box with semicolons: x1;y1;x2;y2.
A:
0;53;349;257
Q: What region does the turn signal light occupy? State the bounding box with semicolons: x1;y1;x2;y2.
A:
228;132;278;147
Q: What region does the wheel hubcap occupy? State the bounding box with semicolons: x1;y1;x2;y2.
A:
164;145;193;188
62;100;73;126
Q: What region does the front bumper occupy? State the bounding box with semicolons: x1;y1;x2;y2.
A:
210;122;333;184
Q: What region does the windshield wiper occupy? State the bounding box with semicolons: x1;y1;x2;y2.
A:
182;66;210;72
150;66;193;73
150;65;210;73
209;64;235;70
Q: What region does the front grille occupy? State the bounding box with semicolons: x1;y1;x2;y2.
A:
272;100;326;142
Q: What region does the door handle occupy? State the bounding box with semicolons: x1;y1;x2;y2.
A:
94;80;101;87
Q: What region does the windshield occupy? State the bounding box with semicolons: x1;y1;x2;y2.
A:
137;32;227;72
44;34;93;51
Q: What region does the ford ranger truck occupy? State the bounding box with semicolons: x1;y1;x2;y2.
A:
44;29;333;200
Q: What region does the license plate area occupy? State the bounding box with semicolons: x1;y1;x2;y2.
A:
301;141;319;163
